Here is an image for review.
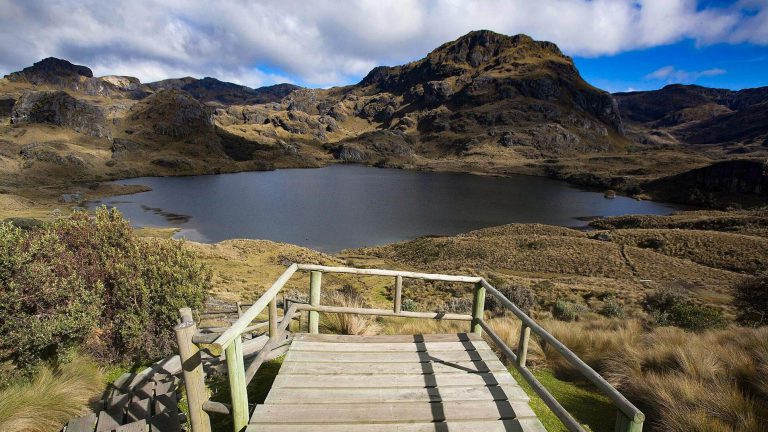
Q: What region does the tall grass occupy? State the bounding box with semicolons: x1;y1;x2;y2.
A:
0;354;104;432
320;290;381;336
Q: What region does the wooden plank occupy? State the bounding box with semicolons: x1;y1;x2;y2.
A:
115;419;147;432
296;263;483;283
133;381;155;400
96;407;123;432
107;391;132;411
66;413;97;432
271;372;516;388
293;333;481;343
284;348;500;363
264;384;529;404
153;379;175;397
150;412;181;432
127;398;152;422
289;340;492;352
154;393;178;415
247;419;544;432
250;400;537;423
278;359;509;375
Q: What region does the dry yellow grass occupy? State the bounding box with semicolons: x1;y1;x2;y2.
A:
320;290;381;336
0;355;104;432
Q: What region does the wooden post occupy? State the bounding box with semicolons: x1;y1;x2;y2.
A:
179;307;193;324
268;296;278;339
517;324;531;368
471;282;486;334
236;301;243;318
174;316;211;432
615;411;644;432
308;271;322;334
393;275;403;313
226;336;249;432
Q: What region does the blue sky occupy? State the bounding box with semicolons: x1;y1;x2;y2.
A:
1;0;767;93
576;39;768;92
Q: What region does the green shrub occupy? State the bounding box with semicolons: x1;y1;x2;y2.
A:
645;289;726;331
486;284;537;314
734;272;768;327
0;208;210;375
553;299;587;321
600;299;626;318
401;298;418;312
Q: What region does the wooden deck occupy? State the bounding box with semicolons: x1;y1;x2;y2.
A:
246;333;546;432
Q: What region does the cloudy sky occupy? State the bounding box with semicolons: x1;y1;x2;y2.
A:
1;0;767;92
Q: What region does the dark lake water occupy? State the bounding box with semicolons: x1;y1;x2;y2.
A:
91;165;687;252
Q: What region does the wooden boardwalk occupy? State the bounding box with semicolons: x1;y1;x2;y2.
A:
247;333;546;432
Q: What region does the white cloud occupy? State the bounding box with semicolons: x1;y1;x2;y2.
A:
644;65;727;83
0;0;764;87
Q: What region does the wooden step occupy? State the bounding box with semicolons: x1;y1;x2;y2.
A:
293;333;482;343
246;418;547;432
272;372;516;389
284;348;499;363
65;413;97;432
278;359;509;375
289;340;492;352
265;384;529;404
250;400;537;424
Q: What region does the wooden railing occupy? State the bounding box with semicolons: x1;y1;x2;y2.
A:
175;263;645;432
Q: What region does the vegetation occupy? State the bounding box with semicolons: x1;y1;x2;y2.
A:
0;354;104;432
0;208;210;378
644;289;726;331
320;288;381;335
735;272;768;326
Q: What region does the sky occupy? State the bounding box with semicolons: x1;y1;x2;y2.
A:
1;0;767;93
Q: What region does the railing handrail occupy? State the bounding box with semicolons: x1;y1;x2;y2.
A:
184;263;644;432
207;263;297;356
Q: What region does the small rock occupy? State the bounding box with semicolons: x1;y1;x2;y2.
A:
604;190;616;199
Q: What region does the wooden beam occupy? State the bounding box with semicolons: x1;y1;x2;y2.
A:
225;336;249;432
296;264;482;283
471;282;486;335
477;319;585;432
296;304;472;321
393;275;403;313
308;271;322;334
174;317;211;432
517;324;531;368
480;279;644;425
208;264;298;355
268;297;278;339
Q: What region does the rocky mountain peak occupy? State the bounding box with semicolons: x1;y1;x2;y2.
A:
5;57;93;84
427;30;565;68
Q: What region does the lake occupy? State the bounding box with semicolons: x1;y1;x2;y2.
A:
91;165;687;252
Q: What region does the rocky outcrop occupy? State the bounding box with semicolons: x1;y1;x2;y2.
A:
10;91;109;138
125;89;214;138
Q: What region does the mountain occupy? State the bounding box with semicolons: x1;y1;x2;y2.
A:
147;77;301;105
614;84;768;152
0;31;766;208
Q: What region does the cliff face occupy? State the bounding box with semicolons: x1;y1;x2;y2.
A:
11;90;109;138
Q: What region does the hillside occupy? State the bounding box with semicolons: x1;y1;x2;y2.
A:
0;31;766;211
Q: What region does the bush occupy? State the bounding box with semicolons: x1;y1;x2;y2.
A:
0;208;210;375
486;284;536;314
600;299;625;319
735;272;768;326
645;288;726;331
401;298;418;312
553;299;587;321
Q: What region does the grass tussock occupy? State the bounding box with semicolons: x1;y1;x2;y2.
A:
0;354;104;432
320;290;381;336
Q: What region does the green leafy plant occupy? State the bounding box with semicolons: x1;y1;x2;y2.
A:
0;208;210;376
553;299;587;321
